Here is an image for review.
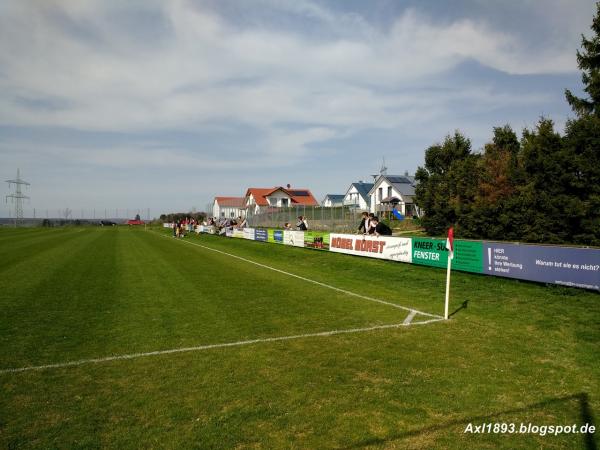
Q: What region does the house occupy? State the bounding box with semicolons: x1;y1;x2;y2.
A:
368;174;418;216
244;186;318;214
321;194;345;207
212;197;246;219
343;181;374;211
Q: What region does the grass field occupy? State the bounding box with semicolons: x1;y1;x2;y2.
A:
0;226;598;449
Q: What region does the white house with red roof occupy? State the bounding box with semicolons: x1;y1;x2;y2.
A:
212;197;246;219
244;186;318;214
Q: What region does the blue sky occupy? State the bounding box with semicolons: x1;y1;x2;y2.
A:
0;0;595;218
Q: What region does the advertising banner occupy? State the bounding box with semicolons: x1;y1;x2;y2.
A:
255;229;268;242
304;231;330;250
483;242;600;291
268;229;284;244
225;228;233;238
411;238;447;268
283;230;305;247
196;225;215;234
329;233;412;262
232;229;244;239
243;228;255;240
412;238;483;273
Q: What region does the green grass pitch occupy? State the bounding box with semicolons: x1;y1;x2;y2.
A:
1;226;598;449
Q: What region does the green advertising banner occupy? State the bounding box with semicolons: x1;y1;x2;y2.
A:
454;240;484;273
304;231;330;250
412;238;447;268
412;238;483;274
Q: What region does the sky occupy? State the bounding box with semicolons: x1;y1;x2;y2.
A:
0;0;595;218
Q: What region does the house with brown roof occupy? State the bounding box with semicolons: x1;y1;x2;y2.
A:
212;197;246;219
244;186;318;214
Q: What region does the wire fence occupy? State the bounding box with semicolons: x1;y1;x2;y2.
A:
0;207;153;227
246;205;365;233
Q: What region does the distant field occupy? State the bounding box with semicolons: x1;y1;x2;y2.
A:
1;226;598;449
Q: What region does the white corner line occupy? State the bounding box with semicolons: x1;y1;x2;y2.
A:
0;319;444;374
155;231;443;320
403;310;417;325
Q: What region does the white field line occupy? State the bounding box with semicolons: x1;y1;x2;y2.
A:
0;319;443;374
157;232;443;320
403;310;417;325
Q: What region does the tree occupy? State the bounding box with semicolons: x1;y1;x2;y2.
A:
565;2;600;117
563;3;600;245
518;118;570;243
415;131;479;236
563;114;600;245
135;213;141;221
461;125;522;240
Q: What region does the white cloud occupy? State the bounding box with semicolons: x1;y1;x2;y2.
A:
0;0;584;174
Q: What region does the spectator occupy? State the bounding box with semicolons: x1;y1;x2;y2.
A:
367;213;376;234
296;215;307;231
357;212;369;234
283;222;292;230
370;217;392;236
237;216;247;229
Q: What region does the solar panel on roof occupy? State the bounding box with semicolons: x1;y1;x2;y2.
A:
387;176;411;184
289;190;310;196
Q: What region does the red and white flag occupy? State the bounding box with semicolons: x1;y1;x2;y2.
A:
446;227;454;260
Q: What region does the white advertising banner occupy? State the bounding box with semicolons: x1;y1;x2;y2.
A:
329;233;412;263
283;230;305;247
243;228;255;240
196;225;215;234
232;229;245;239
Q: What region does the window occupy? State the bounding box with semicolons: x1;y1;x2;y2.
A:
378;187;383;202
230;212;235;218
387;186;392;198
220;212;225;217
281;198;289;207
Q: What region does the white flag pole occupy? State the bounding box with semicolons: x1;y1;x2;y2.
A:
444;227;454;320
444;253;452;320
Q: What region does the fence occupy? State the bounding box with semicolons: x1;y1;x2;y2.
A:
245;205;364;233
191;225;600;292
0;207;154;227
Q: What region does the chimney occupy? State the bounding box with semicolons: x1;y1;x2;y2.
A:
286;183;291;189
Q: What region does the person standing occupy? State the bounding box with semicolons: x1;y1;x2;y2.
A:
357;212;369;234
296;216;307;231
367;213;376;234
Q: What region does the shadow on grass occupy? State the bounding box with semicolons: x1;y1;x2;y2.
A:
342;392;597;450
449;300;469;318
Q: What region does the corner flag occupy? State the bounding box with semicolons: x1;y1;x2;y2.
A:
446;227;454;259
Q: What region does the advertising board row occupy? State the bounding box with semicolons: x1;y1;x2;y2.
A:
186;224;600;291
